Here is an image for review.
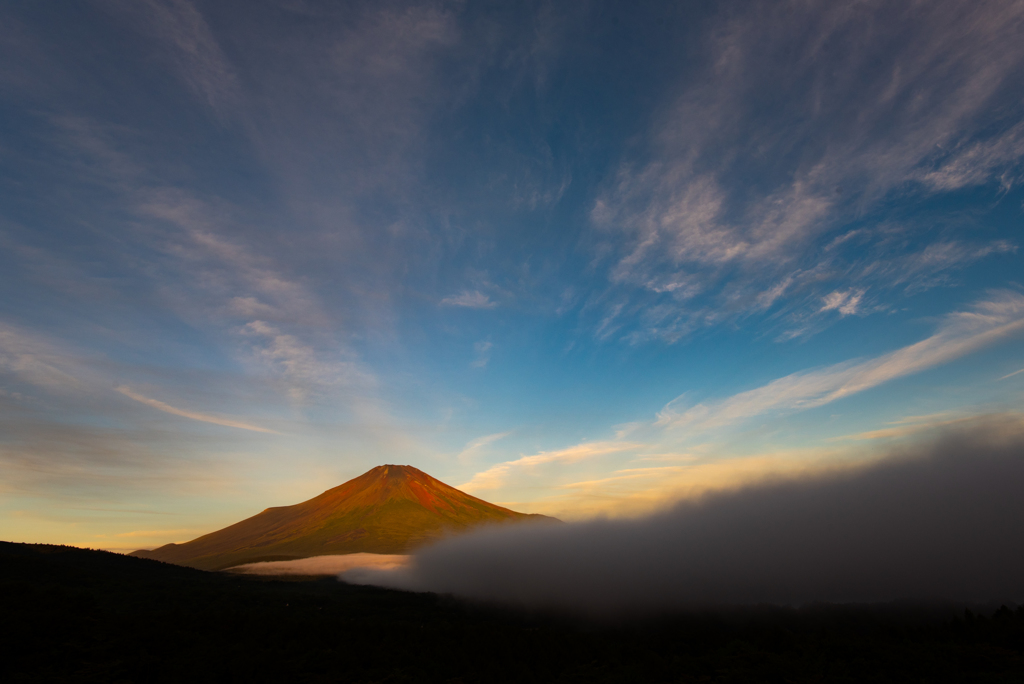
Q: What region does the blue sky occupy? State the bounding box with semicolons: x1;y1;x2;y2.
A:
1;0;1022;550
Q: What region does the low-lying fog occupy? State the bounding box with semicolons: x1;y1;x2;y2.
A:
230;553;409;576
342;417;1024;614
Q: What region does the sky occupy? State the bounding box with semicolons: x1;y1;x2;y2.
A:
1;0;1022;552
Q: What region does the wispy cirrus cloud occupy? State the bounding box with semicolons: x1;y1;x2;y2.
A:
240;321;373;404
116;386;279;434
999;367;1024;381
33;116;377;411
440;290;497;309
470;340;493;368
0;411;231;498
0;323;263;495
831;411;985;442
457;431;511;464
917;122;1024;191
102;0;240;117
239;1;461;214
658;291;1024;431
819;289;865;316
591;0;1024;343
460;440;642;493
543;451;848;520
135;187;329;328
0;325;82;393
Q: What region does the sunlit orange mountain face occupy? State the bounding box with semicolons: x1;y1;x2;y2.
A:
131;465;554;571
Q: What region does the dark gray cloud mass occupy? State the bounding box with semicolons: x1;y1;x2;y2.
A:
344;419;1024;613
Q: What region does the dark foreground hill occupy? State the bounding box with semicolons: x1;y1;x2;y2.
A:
132;464;554;570
3;542;1024;683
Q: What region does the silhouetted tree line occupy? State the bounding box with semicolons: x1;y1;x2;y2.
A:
1;541;1022;683
950;606;1024;646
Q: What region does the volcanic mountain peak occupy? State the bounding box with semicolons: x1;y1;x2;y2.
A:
309;464;473;512
132;464;554;571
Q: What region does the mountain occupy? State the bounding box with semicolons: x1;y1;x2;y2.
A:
131;464;554;570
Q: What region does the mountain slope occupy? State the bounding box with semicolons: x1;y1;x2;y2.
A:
132;465;553;570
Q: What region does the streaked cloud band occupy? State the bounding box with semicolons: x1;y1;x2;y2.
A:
116;386;279;434
658;291;1024;430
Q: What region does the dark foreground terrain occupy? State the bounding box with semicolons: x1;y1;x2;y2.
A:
2;542;1023;683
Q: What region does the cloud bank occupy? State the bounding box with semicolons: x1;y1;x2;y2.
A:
345;418;1024;613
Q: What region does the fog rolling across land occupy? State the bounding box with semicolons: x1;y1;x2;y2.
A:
229;553;409;576
343;418;1024;614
